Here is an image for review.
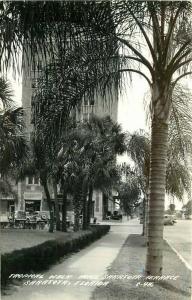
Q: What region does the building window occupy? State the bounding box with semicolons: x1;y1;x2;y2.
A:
28;176;33;185
25;200;41;212
26;176;40;185
34;175;39;185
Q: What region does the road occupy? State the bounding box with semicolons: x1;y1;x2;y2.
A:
164;219;192;270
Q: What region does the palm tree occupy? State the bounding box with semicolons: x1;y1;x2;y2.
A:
127;99;192;235
0;78;28;192
0;77;13;108
17;132;56;233
82;116;126;226
107;2;192;275
57;116;126;230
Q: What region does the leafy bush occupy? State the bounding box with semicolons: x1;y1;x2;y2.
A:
1;225;110;287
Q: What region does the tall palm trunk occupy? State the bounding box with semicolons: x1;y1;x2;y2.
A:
146;119;169;275
103;193;108;220
53;179;60;231
144;195;149;236
142;197;146;236
61;179;67;232
61;182;67;232
143;188;149;237
82;185;88;230
41;178;54;233
87;185;93;227
73;190;82;232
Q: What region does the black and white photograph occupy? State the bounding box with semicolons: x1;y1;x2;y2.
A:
0;1;192;299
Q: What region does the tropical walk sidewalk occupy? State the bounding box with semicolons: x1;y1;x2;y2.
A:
2;219;191;300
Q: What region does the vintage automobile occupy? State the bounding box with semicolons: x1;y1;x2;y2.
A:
110;211;123;220
164;214;175;225
34;211;50;221
0;215;9;228
14;210;27;228
32;211;50;229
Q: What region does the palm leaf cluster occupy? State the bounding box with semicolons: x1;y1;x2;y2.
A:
58;116;126;196
0;78;28;176
166;84;192;200
126;124;191;203
1;2;118;76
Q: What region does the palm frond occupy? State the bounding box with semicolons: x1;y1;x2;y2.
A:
0;78;13;109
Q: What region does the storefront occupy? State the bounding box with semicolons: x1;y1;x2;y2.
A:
25;200;41;212
24;192;43;212
0;196;15;217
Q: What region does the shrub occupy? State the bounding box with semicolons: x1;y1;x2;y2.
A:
1;225;110;287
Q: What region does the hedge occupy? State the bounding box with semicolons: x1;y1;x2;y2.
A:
1;225;110;287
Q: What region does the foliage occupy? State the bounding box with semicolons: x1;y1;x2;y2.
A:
117;171;141;216
58;116;125;190
182;200;192;216
1;1;118;89
126;128;191;202
126;130;150;196
0;77;13;108
0;78;28;179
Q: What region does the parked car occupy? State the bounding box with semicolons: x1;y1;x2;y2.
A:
111;211;122;220
0;215;9;228
34;211;50;221
185;214;192;220
164;214;175;225
14;210;27;228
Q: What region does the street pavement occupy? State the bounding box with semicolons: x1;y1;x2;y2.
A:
2;219;142;300
164;220;192;271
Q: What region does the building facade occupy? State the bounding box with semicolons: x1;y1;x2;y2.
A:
0;56;118;222
21;58;118;220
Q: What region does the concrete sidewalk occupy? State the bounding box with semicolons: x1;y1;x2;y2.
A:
2;220;142;300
